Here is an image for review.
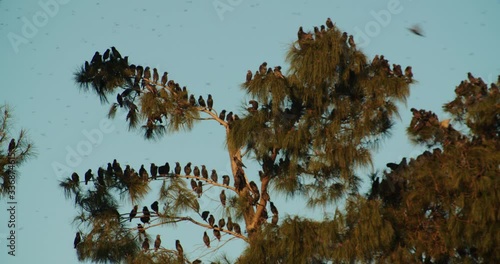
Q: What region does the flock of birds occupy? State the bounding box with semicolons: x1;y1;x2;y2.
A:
71;158;280;257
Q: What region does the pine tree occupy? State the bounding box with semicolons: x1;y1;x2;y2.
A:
60;20;498;263
0;104;34;199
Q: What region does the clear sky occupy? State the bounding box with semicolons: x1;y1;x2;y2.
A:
0;0;499;263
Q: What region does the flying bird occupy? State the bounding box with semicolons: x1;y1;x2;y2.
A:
74;232;81;249
154;235;161;251
408;24;424;37
129;205;138;222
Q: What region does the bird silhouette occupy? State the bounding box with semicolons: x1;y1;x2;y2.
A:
84;169;93;185
201;165;208;179
270;202;278;215
207;94;213;111
203;231;210;248
201;211;210;222
197;181;203;198
142;237;149;252
174;162;181;175
213;225;221;241
248;100;258;112
151;201;159;215
233;223;241;234
71;172;79;183
73;232;81;249
189;94;196;106
326;18;334;29
219;110;226;121
175;240;184;259
227;217;234;231
198;96;206;108
222;175;230;186
161;72;168;86
190;179;197;191
111;46;121;59
218;218;225;230
184;162;192;175
208;214;215;227
211;169;218;183
158;162;169;176
348;35;356;49
246;70;252;83
8;139;15;153
154;235;161;251
152;68;159;84
150;163;158;180
129;205;138;222
220;190;226;207
408;24;424;37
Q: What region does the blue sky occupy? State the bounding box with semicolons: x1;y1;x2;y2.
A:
1;0;499;263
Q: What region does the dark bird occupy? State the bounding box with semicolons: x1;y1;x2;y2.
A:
248;100;258;112
393;64;403;77
84;169;93;185
326;17;334;29
184;162;192;176
150;163;158;180
201;165;208;179
272;214;279;225
233;223;241;234
341;32;348;43
161;72;168;86
174;162;181;175
142;237;149;252
207;94;213;111
218;218;225;230
143;66;151;80
154;235;161;251
139;164;148;181
348;35;356;49
467;72;478;84
158;162;170;176
189;94;196;106
96;168;105;186
386;163;399;171
211;169;218;183
175;240;184;258
111;46;121;59
198;96;206;108
193;166;200;177
219;110;226;121
151;201;159;215
226;112;234;123
152;68;159;84
222;175;230;186
246;70;252;83
314;26;321;39
106;163;113;178
233;156;246;168
203;231;210;248
137;224;145;235
129;205;138;222
103;48;110;61
213;225;221;241
270;202;278;215
71;172;79;183
141;206;151;224
91;51;101;65
273;66;285;79
405;66;413;81
408;24;424;37
8;139;15;153
74;232;81;249
201;211;210;222
190;179;197;191
208;214;215;227
197;181;203;198
220;190;226;207
227;217;233;231
259;62;268;75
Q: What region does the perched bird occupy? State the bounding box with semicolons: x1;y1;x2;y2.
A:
270;202;278;215
174;162;181;175
71;172;80;183
207;94;213;111
84;169;93;185
197;181;203;198
201;211;210;222
259;62;268;75
211;169;218;183
341;32;348;43
220;190;226;207
141;206;151;224
151;201;159;215
408;24;424;37
142;237;149;252
326;17;334;29
175;240;184;257
97;167;105;186
106;163;113;178
213;225;221;241
218;218;225;230
222;175;230;186
348;35;356;49
152;68;159;84
154;235;161;251
246;70;252;83
227;217;234;231
208;214;215;227
161;72;168;86
393;64;403;77
139;165;148;181
405;66;413;81
74;232;81;249
91;51;101;65
248;100;258;112
189;94;196;106
137;224;145;234
129;205;138;222
111;46;122;59
233;223;241;234
103;48;110;61
272;214;279;225
233;156;246;168
193;166;200;177
386;163;399;171
184;162;192;175
273;66;285;79
150;163;158;180
158;162;170;176
201;165;208;179
190;179;197;191
198;96;206;108
8;139;15;153
203;231;210;248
